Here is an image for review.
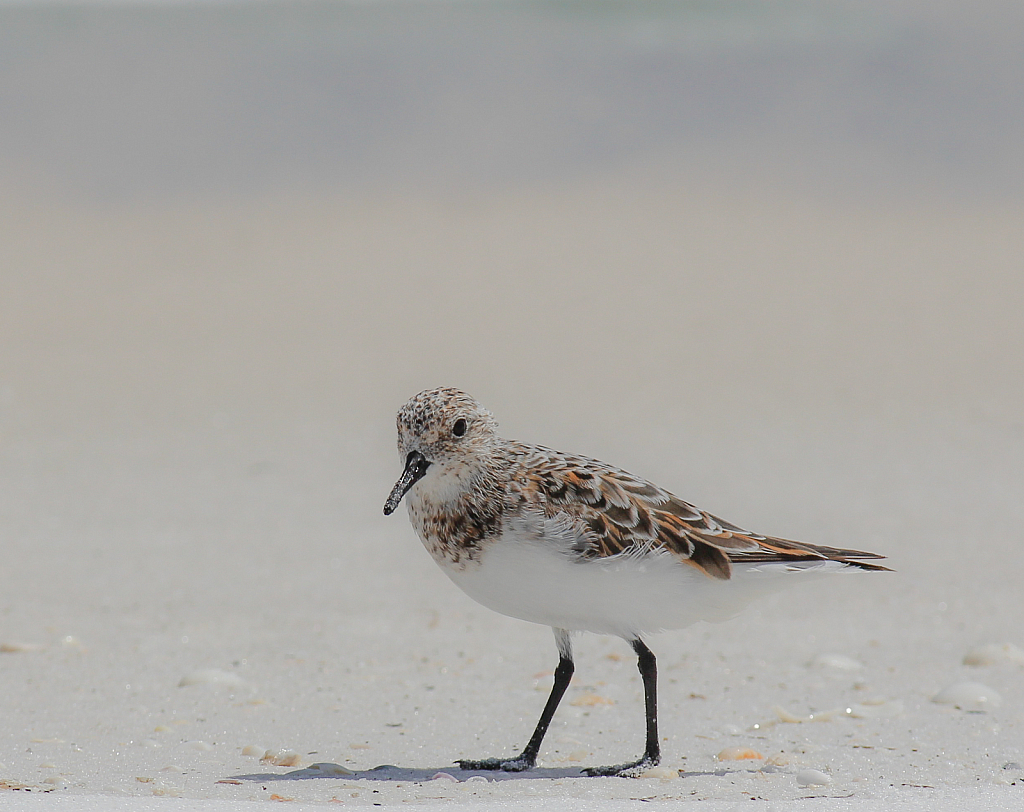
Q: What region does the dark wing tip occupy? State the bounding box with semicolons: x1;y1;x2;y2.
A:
837;559;893;572
728;536;892;571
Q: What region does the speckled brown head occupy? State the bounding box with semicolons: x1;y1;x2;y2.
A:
383;387;500;515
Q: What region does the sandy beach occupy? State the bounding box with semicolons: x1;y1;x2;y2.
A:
2;2;1023;809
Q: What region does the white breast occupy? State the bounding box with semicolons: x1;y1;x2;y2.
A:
441;520;856;638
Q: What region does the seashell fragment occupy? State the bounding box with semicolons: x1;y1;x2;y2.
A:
932;682;1001;711
717;747;764;761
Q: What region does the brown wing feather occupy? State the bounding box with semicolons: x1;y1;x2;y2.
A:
515;444;889;581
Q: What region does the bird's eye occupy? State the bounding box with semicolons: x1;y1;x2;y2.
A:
452;418;468;438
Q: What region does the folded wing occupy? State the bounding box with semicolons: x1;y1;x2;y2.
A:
517;446;889;581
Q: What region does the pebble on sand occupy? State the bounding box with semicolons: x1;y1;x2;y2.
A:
963;643;1024;667
932;682;1002;711
241;745;265;757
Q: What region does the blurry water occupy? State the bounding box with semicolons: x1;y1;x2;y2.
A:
1;0;1022;204
0;0;1021;445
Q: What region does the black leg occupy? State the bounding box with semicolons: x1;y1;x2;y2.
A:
582;637;661;777
458;629;574;772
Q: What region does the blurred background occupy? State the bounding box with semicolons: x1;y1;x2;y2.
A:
2;0;1023;442
1;0;1023;742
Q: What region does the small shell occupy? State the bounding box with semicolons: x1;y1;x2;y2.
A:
932;682;1002;711
796;769;832;787
717;747;764;761
261;749;306;767
241;745;265;757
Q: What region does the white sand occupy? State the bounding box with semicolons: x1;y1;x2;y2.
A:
2;185;1022;811
2;2;1024;809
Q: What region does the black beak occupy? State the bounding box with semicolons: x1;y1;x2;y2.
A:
383;451;431;515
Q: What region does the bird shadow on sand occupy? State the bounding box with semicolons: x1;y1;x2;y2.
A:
227;763;740;783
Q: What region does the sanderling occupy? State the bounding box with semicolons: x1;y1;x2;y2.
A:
383;387;888;777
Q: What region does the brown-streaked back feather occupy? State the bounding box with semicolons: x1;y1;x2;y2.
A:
513;443;889;580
